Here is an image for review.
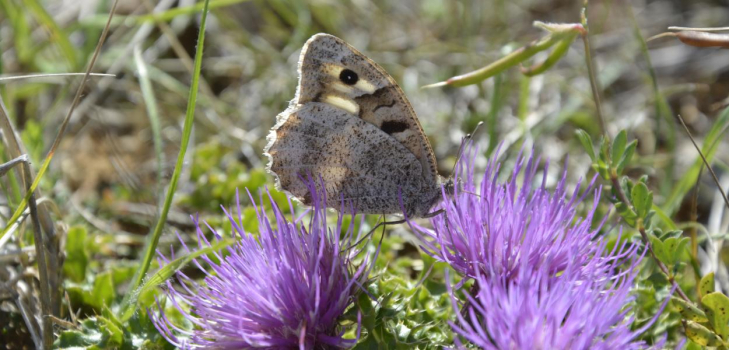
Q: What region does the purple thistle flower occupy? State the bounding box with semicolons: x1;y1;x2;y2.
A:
413;147;603;283
150;183;368;349
412;146;671;348
447;241;655;349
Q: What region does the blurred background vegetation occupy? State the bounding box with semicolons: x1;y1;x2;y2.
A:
1;0;728;348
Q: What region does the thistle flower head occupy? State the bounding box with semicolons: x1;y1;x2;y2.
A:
413;145;669;349
414;147;603;282
449;240;649;349
151;183;367;349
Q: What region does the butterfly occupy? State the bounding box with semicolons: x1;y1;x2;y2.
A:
264;33;452;217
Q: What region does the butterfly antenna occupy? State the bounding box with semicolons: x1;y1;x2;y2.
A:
451;121;484;175
342;215;407;253
423;208;445;219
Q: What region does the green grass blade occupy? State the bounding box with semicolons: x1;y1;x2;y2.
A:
0;0;33;67
663;107;729;215
133;46;165;205
23;0;78;70
119;0;212;319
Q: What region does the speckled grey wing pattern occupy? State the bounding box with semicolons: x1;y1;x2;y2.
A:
264;33;443;217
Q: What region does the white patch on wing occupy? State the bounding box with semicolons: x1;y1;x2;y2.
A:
323;95;359;114
353;78;376;94
332;82;355;94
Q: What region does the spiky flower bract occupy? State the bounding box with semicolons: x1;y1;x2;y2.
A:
151;184;367;349
412;146;665;349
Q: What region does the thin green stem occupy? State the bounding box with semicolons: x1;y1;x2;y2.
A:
581;0;607;137
121;0;211;318
609;173;690;302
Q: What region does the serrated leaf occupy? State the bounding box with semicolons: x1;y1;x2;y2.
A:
358;292;376;333
98;316;124;346
617;140;637;175
685;320;724;346
631;182;652;218
54;330;95;348
353;332;381;350
102;305;122;328
395;322;412;340
575;129;596;161
672;297;708;323
611;130;628;165
702;292;729;339
700;273;716;298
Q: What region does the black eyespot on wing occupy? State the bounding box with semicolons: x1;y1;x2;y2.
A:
380;120;409;135
339;69;359;85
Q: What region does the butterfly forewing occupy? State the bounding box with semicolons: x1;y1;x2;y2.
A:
264;33;443;217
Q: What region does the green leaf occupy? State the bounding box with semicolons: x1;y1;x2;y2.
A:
652;204;678;230
422;23;583;87
617;140;637;175
521;34;575;76
596;163;610;180
54;330;95;348
87;271;115;310
357;291;376;333
685;340;705;350
63;226;89;282
702;292;729;339
663;236;688;266
700;273;716;298
54;316;132;349
599;135;610;162
647;234;668;264
685;320;724;346
98;316;124;346
672;297;708;323
575;129;596;161
631;182;652;219
614;202;637;227
611;130;628;165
